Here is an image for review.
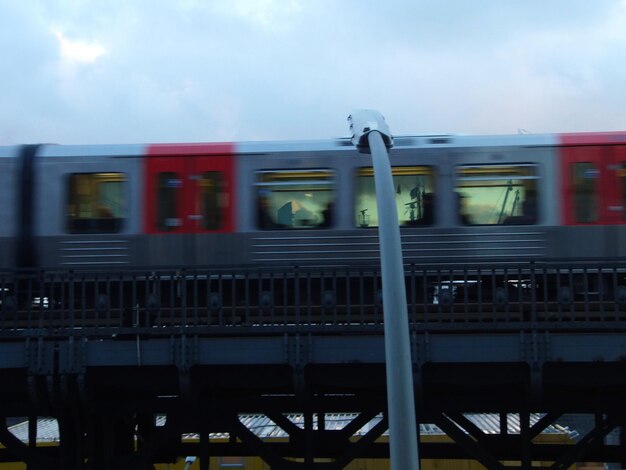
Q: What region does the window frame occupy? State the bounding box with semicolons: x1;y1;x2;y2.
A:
454;163;540;226
354;165;436;228
66;172;127;234
254;169;335;230
155;171;182;232
197;170;226;231
571;162;599;224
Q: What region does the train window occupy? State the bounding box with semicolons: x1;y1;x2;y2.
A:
355;166;435;228
572;162;598;223
67;173;126;233
198;171;226;230
156;172;181;231
255;170;334;229
455;165;539;225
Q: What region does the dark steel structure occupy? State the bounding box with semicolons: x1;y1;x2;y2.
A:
1;261;626;469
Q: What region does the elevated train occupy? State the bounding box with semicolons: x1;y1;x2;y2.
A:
1;130;626;322
2;131;626;271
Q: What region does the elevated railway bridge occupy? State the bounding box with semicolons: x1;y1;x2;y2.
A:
1;260;626;469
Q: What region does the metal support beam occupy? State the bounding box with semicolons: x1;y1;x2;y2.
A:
230;416;299;469
335;414;389;469
436;413;506;470
0;418;49;469
551;414;616;470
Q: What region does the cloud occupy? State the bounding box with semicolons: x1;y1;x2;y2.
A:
1;1;626;145
53;30;106;64
230;0;303;31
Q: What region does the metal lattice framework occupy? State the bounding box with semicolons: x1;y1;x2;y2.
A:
1;261;626;468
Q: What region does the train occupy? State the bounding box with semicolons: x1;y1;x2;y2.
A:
1;130;626;272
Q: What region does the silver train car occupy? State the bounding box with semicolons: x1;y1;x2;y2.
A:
2;131;626;271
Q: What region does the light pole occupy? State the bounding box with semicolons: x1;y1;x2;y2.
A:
348;110;419;470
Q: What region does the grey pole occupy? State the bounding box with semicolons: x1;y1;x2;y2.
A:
348;110;419;470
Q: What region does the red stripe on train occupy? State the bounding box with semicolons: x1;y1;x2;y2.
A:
560;132;626;146
147;142;235;156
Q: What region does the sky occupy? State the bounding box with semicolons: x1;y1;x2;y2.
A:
1;0;626;145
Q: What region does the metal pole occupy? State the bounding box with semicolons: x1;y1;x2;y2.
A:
347;110;419;470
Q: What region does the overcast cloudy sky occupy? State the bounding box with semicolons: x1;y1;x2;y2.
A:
1;1;626;145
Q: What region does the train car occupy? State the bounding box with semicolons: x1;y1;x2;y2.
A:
2;130;626;271
33;144;144;269
237;134;555;266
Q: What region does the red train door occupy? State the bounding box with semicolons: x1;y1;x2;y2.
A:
144;144;235;265
144;144;234;234
187;155;234;234
561;136;626;225
608;145;626;224
145;155;188;234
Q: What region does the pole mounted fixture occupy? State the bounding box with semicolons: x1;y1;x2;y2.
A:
348;109;419;470
347;109;394;152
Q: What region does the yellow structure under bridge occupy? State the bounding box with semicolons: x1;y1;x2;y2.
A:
1;413;599;469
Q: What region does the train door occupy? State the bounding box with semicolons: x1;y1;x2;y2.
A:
560;141;626;260
187;155;234;264
607;146;626;224
144;144;235;267
561;145;626;225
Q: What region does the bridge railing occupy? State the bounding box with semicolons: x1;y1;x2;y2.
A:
1;261;626;334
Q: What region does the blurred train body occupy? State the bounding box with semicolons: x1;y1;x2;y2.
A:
2;131;626;271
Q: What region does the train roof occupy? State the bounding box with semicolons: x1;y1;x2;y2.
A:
2;130;626;158
0;146;24;158
236;133;558;153
38;143;146;158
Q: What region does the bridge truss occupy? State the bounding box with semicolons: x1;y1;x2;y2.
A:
1;260;626;468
